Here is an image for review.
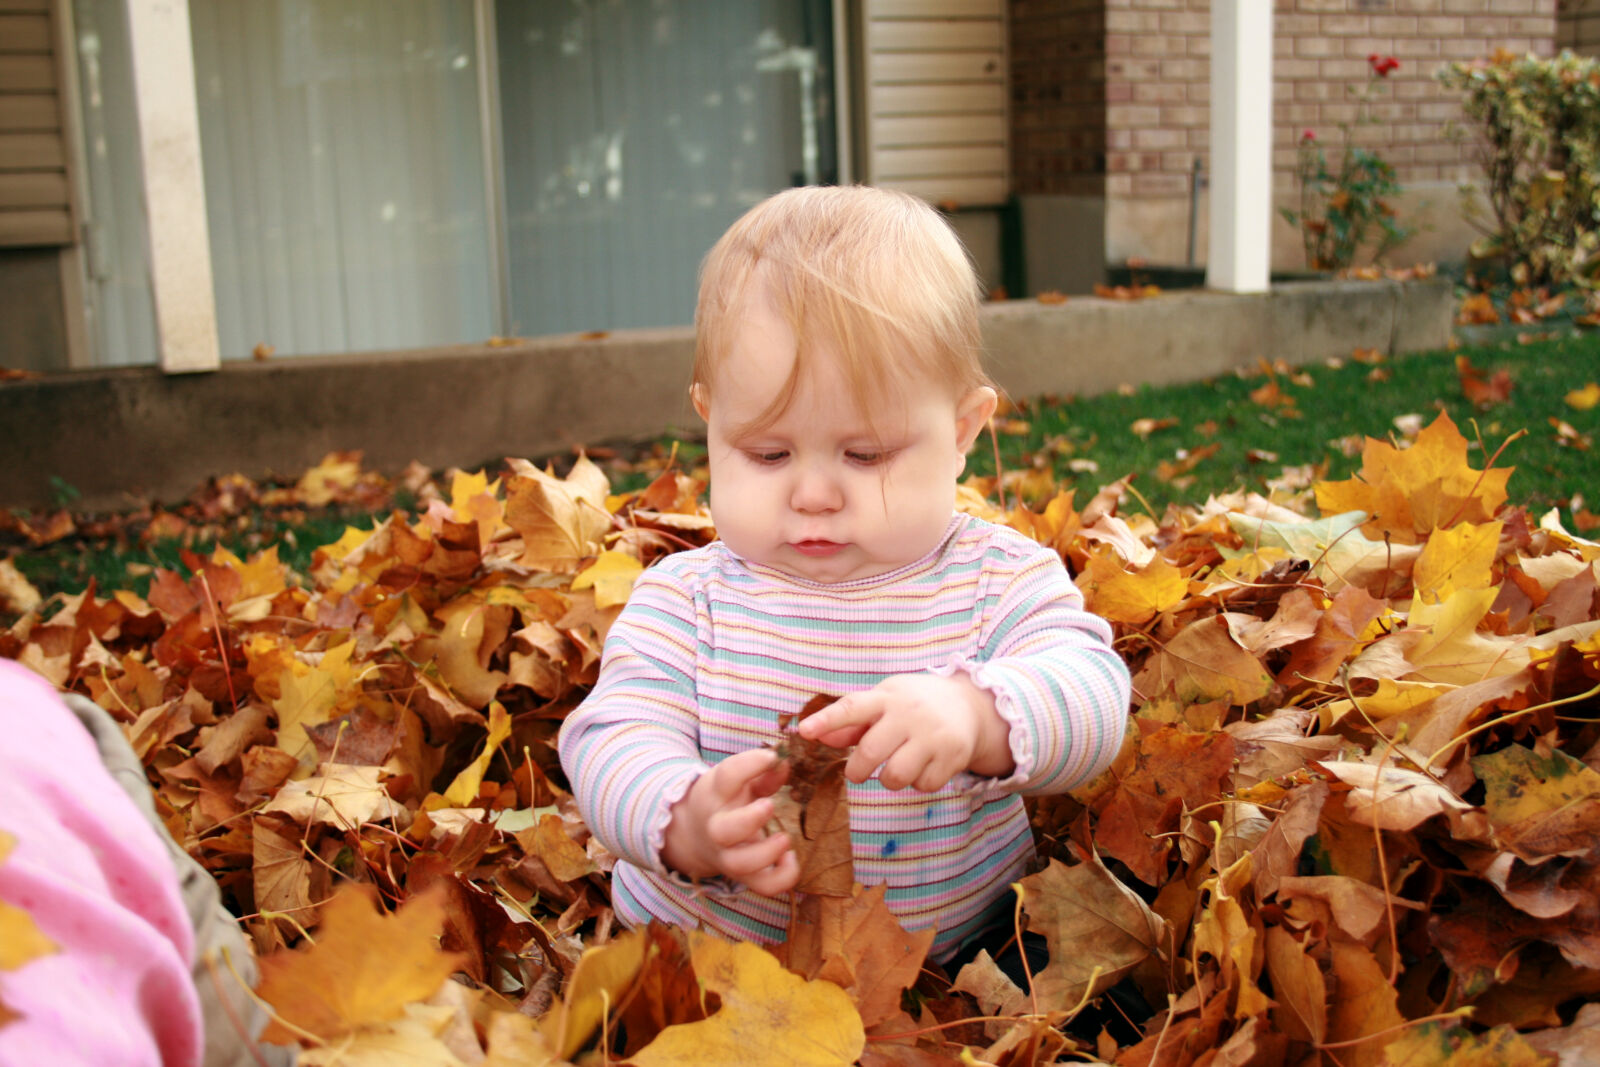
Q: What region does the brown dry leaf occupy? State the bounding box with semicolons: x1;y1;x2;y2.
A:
772;696;854;897
262;763;406;828
1319;759;1473;832
1457;354;1514;409
256;885;466;1044
516;813;596;883
504;455;613;572
1457;292;1501;324
630;933;865;1067
1019;852;1167;1013
1263;925;1326;1044
782;884;935;1029
1133;614;1274;707
1094;720;1237;885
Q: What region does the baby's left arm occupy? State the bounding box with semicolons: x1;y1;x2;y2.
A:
799;550;1131;794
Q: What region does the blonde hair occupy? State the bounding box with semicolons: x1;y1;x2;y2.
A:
693;185;990;434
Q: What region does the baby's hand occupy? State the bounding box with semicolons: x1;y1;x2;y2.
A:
797;673;1015;791
660;748;798;895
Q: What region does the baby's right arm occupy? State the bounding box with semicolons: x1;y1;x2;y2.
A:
558;567;796;891
659;748;798;894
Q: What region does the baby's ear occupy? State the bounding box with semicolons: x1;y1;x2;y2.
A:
955;386;999;453
691;383;710;422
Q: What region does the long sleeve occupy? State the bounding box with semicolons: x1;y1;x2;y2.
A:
956;547;1132;795
557;567;710;875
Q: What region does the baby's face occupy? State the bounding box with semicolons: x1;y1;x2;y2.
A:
694;287;993;584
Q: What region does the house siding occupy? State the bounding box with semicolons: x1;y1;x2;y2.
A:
0;0;74;247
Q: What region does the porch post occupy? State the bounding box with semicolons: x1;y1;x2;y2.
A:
126;0;219;372
1206;0;1273;293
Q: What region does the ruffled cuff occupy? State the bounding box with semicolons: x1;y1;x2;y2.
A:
642;762;745;897
929;655;1034;796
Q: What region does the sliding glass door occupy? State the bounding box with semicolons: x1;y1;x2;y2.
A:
495;0;837;335
72;0;836;364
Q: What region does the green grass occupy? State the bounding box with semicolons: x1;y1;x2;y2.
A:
8;330;1600;610
966;330;1600;518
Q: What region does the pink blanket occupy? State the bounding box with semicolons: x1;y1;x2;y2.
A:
0;658;202;1066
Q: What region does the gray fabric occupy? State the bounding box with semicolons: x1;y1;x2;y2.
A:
63;694;296;1067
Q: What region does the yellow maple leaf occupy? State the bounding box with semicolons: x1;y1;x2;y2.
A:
450;469;507;544
1324;940;1405;1067
1079;547;1188;625
297;451;364;507
1413;520;1502;603
441;701;512;807
571;550;644;609
1402;587;1522;685
256;885;465;1045
211;544;288;600
1566;381;1600;410
538;930;648;1060
629;933;864;1067
272;638;359;770
1314;411;1512;545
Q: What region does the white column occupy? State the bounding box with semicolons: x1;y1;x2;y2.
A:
1206;0;1273;294
126;0;219;372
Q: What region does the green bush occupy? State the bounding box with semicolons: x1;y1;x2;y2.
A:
1439;49;1600;289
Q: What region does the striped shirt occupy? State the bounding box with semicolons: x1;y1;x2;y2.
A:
558;513;1131;961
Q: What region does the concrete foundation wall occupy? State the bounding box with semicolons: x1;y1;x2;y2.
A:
0;277;1454;511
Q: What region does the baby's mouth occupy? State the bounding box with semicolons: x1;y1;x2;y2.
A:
792;540;845;558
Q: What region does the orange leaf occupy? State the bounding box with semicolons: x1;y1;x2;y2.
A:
1079;547;1189;626
256;884;465;1044
1313;410;1513;544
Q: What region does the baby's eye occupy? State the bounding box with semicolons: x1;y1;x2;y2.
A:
745;450;788;465
846;449;892;465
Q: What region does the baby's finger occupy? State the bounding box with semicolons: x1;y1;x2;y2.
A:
742;849;800;897
877;744;936;791
719;831;793;883
706;797;776;848
707;748;783;805
845;719;911;784
798;692;882;740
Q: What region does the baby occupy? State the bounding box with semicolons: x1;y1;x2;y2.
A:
558;185;1131;963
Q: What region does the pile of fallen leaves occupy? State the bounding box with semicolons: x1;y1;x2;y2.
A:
5;410;1600;1065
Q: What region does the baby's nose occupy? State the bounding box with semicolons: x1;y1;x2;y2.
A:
790;465;844;513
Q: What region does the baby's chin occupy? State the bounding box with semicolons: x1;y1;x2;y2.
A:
769;550;919;585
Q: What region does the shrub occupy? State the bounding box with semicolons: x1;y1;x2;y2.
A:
1281;54;1414;272
1439;49;1600;289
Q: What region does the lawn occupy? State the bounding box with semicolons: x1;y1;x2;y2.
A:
4;326;1600;607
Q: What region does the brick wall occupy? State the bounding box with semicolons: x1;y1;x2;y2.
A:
1273;0;1557;192
1010;0;1108;195
1010;0;1558;201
